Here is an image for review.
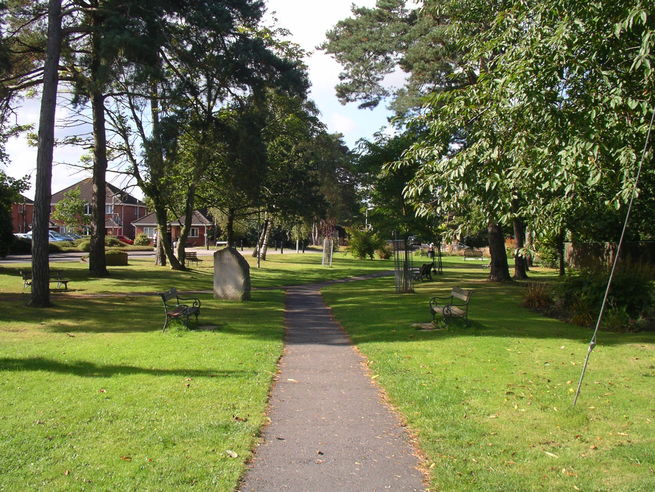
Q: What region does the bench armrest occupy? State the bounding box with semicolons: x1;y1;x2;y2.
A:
177;296;201;309
429;295;452;303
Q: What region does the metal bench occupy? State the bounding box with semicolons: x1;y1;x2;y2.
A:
411;263;434;282
20;269;70;290
159;288;201;330
185;251;202;266
429;287;473;325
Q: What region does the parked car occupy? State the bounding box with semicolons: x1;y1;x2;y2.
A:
116;235;133;245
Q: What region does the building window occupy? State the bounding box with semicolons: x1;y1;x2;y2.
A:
106;204;114;214
84;203;92;215
189;227;199;238
143;226;156;238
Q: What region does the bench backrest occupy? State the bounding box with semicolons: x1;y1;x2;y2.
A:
160;288;179;304
186;252;197;259
452;287;472;302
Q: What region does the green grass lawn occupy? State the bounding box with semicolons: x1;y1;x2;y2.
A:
0;251;392;295
0;252;392;490
322;257;655;491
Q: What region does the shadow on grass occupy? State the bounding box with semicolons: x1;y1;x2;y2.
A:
0;356;253;378
322;272;655;346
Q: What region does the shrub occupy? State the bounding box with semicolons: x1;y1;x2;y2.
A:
376;244;392;260
105;249;128;266
134;233;150;246
522;282;554;311
8;237;31;255
602;306;631;332
347;228;385;260
105;237;122;247
78;239;91;252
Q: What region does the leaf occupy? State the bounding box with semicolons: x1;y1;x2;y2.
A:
225;450;238;459
120;456;132;461
544;451;559;458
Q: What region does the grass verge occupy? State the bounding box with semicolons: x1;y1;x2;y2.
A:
321;258;655;491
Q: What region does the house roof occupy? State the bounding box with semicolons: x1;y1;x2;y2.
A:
131;210;211;227
18;194;34;204
51;177;145;206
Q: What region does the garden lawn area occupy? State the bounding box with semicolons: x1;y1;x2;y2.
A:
0;252;392;490
322;256;655;491
0;251;393;295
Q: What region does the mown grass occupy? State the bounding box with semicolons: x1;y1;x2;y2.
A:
322;256;655;491
0;251;392;295
0;252;392;490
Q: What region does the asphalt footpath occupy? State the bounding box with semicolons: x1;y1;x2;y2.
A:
239;282;424;492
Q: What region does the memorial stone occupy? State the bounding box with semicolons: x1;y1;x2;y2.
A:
213;247;251;300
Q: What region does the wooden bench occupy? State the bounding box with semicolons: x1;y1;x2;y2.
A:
20;270;70;290
159;288;201;330
429;287;473;324
410;263;434;282
463;249;484;260
185;251;202;266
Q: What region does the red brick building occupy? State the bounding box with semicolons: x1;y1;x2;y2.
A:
51;178;147;238
132;211;211;247
11;194;34;233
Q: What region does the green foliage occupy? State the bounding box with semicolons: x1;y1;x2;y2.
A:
133;233;150;246
105;236;122;247
77;239;91;252
8;236;31;255
347;227;385;260
376;243;393;260
0;171;28;256
522;282;554;311
50;188;89;233
558;267;654;320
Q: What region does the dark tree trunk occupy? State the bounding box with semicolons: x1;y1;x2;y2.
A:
30;0;62;307
226;208;235;247
487;221;511;282
557;229;566;276
513;217;528;280
155;205;183;270
88;23;108;277
89;90;108;276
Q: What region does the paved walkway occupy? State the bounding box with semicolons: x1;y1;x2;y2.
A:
240;281;424;492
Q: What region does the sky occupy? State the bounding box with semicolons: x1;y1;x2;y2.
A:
5;0;393;200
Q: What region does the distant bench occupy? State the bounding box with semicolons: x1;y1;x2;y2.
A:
21;270;70;290
463;249;484;260
411;263;433;282
185;251;202;266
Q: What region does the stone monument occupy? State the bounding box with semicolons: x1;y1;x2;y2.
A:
213;247;251;301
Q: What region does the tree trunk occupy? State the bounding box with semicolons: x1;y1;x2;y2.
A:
253;215;268;258
261;218;272;260
525;226;534;269
30;0;62;308
513;216;528;280
155;205;183;270
487;221;511;282
226;208;235;247
156;234;166;266
557;229;566;276
88;23;108;277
